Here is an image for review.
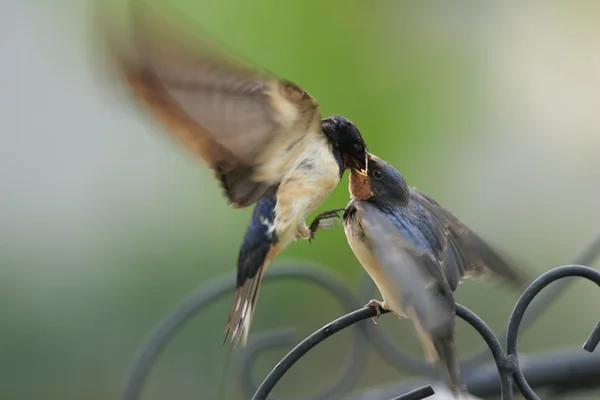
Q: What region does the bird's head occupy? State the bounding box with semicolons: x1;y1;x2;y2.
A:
349;153;410;205
321;116;367;174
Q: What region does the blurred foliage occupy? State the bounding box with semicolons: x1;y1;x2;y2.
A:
4;0;600;399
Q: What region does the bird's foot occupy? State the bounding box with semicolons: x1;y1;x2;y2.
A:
295;225;312;240
308;208;345;242
365;299;386;324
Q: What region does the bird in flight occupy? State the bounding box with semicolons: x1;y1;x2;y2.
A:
94;0;369;348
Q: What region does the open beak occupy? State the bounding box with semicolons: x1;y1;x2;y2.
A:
352;163;368;177
351;151;368;176
344;152;368;176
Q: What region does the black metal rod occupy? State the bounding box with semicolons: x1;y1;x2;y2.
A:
253;304;516;400
454;304;514;399
251;306;389;400
391;385;434;400
237;262;377;399
122;273;235;400
252;265;600;399
583;321;600;353
122;261;369;400
462;233;600;368
122;245;600;400
506;265;600;400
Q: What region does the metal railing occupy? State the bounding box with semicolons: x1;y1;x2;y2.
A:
123;234;600;400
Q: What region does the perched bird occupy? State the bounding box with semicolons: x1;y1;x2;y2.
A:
95;1;369;347
310;153;526;394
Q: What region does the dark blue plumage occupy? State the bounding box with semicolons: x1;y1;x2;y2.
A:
225;188;278;346
375;201;463;292
237;189;278;285
380;204;444;259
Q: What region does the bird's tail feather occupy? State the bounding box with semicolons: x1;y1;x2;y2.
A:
219;265;271;400
413;315;466;396
224;266;267;348
432;334;466;395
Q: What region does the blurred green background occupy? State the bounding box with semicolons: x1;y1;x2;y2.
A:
4;0;600;399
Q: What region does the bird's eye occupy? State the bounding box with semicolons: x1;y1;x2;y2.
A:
373;169;383;180
352;143;363;153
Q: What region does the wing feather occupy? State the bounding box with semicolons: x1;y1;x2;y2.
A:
411;190;528;289
95;0;322;207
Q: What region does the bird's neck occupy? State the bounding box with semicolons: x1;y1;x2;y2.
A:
348;169;372;200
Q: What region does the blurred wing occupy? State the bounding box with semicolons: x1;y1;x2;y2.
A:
411;189;528;289
95;1;322;207
357;202;455;336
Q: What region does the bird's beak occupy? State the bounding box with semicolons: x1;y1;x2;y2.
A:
353;166;368;177
344;154;367;176
350;153;368;176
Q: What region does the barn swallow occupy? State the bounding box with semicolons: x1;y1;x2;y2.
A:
95;1;368;347
310;153;526;395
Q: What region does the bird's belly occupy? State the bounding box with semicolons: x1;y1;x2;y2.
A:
344;222;408;317
274;140;340;244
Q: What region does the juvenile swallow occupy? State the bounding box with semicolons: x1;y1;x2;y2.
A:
311;154;526;394
95;1;368;347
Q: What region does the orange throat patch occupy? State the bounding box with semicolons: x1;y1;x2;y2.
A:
349;169;372;200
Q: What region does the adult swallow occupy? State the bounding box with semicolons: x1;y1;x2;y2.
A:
95;1;369;347
311;154;526;394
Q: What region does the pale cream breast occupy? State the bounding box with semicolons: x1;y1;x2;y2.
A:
344;210;407;317
272;132;341;246
292;134;341;208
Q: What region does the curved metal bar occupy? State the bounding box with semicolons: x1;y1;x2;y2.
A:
239;328;299;400
236;261;377;400
122;260;370;400
121;232;600;400
506;265;600;400
239;316;369;400
122;272;235;400
252;306;389;400
462;233;600;368
252;303;520;400
454;304;514;399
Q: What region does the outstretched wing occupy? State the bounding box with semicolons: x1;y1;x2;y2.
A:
411;189;528;290
95;0;322;207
